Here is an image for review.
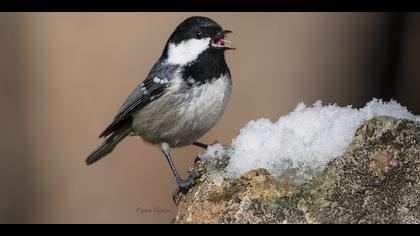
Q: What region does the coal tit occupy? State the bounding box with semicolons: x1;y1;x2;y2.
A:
86;16;234;199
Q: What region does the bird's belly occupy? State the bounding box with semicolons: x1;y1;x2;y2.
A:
132;75;231;147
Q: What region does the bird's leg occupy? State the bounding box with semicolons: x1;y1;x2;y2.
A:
193;141;208;150
161;143;183;184
160;143;198;204
193;141;209;163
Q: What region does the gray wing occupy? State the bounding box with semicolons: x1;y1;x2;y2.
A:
99;63;178;138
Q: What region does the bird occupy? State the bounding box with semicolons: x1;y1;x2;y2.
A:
86;16;234;199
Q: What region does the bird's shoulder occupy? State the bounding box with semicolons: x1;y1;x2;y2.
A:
99;61;179;138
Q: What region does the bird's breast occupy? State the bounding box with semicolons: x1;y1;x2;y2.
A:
180;74;232;129
132;74;232;147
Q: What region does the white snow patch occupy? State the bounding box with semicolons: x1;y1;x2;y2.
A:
204;143;230;158
208;99;420;184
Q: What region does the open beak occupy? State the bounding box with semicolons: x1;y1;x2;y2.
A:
211;30;235;50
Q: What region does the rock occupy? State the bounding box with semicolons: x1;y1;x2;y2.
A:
174;116;420;224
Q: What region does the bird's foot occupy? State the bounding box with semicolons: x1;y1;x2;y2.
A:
194;153;204;163
172;171;200;205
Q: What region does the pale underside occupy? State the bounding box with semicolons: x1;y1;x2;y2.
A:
132;74;232;148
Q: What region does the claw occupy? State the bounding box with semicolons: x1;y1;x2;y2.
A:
172;172;200;205
194;154;203;163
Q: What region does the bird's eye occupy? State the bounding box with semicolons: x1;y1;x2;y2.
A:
195;31;203;39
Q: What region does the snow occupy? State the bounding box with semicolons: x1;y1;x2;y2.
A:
204;143;230;158
206;99;420;184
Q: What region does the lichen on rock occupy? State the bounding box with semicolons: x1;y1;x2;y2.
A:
174;116;420;224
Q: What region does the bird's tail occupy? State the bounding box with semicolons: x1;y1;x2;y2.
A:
86;122;133;165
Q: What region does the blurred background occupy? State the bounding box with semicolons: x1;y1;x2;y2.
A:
0;12;419;224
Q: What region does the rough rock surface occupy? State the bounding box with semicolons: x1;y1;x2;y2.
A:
174;116;420;224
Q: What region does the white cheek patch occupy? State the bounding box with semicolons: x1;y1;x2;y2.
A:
166;38;210;65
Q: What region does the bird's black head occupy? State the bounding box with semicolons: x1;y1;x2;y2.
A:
162;16;234;66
